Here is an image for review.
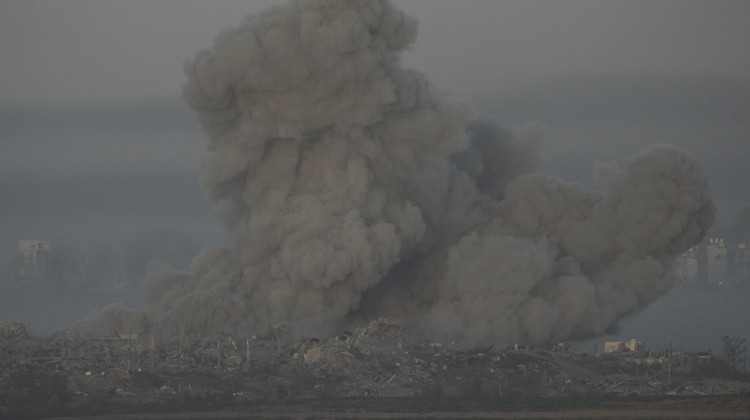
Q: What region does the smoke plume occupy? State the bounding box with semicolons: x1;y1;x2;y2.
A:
72;0;714;347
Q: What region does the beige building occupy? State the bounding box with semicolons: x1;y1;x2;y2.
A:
624;338;644;352
604;341;624;353
604;339;644;353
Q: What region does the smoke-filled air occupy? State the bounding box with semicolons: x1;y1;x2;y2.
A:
72;0;715;348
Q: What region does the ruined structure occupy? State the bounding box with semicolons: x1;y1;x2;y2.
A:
2;320;748;418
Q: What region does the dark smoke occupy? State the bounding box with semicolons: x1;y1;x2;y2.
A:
72;0;714;347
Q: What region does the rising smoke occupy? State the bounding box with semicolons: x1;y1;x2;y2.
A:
72;0;715;347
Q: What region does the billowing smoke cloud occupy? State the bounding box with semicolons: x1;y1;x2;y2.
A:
422;145;715;346
72;0;714;347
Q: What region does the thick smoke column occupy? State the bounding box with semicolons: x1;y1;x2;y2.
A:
422;146;715;345
72;0;714;347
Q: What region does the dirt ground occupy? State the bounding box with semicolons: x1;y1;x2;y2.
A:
41;395;750;420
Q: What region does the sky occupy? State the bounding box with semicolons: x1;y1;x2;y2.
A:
2;0;750;108
1;0;750;350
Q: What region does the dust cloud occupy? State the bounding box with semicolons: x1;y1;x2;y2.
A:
72;0;714;347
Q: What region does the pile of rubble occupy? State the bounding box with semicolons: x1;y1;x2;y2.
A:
1;319;749;416
0;322;28;342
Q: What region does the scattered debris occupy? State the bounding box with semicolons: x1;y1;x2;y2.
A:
1;320;748;417
0;322;28;342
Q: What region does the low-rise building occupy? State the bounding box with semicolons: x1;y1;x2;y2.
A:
604;339;644;353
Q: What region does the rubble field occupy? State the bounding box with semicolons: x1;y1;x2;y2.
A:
1;320;748;419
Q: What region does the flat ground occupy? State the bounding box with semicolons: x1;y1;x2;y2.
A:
42;395;750;420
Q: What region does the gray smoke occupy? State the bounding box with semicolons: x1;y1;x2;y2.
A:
72;0;714;347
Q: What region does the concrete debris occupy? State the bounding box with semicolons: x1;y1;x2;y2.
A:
1;320;748;415
0;322;28;342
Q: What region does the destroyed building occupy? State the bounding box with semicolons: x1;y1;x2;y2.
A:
2;319;748;418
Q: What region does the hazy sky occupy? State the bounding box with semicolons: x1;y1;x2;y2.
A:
2;0;750;108
1;0;749;347
4;0;747;226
